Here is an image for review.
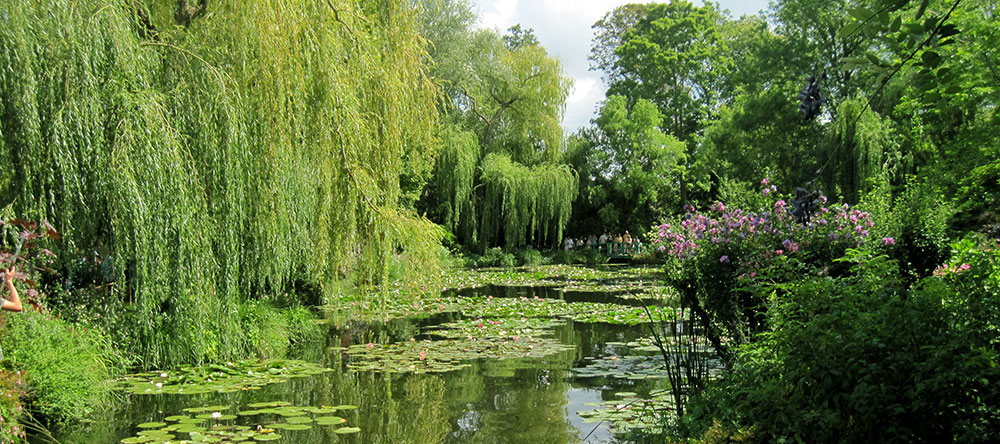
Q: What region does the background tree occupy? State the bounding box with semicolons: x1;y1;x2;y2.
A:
415;2;576;250
569;96;685;236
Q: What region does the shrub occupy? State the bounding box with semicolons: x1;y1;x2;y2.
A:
654;182;881;358
479;247;516;268
0;369;29;443
0;310;120;424
519;248;544;267
680;250;1000;443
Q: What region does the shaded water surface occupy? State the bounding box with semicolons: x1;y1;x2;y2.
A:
49;286;668;444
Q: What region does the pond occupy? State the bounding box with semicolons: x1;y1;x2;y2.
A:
46;266;707;444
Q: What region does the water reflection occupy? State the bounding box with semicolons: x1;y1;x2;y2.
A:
48;287;658;444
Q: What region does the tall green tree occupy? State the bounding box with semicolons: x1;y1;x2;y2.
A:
569;96;685;236
0;0;444;367
415;3;576;250
599;1;732;141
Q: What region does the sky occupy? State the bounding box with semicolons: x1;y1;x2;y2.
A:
470;0;773;133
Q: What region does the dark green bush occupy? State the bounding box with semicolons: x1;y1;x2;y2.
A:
679;249;1000;443
479;247;516;268
519;248;544;267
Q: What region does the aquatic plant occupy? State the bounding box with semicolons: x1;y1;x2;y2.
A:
344;335;573;374
122;359;331;395
118;402;360;443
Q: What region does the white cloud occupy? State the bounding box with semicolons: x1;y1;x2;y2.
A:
564;76;603;131
476;0;519;32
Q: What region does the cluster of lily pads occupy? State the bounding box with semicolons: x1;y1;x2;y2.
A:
344;335;573;373
120;402;360;443
122;359;332;395
440;265;666;292
577;389;673;435
458;295;677;326
319;294;467;323
427;317;566;339
572;355;669;381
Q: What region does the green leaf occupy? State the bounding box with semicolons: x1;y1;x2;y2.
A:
915;0;929;20
848;7;872;22
921;51;941;68
839;22;863;38
865;52;884;67
334;427;361;434
890;16;902;33
923;17;939;32
938;24;960;39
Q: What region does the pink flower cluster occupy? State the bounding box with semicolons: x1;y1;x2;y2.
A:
654;194;873;262
933;263;971;276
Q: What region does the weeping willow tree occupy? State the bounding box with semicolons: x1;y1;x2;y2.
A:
830;99;907;203
478;153;577;248
432;126;479;241
415;2;576;250
0;0;443;367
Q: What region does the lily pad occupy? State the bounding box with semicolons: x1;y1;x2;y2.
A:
314;416;346;425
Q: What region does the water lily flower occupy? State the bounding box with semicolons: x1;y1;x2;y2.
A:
719;255;729;263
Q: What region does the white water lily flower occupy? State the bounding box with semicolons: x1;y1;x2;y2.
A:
211;412;222;419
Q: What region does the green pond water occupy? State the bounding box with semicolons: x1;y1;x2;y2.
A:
46;267;700;444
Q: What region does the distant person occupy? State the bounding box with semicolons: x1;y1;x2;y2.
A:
3;267;23;312
623;231;632;244
564;237;574;251
598;233;608;244
587;235;597;248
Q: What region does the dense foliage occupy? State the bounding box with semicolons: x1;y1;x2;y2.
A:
0;0;444;368
677;240;1000;443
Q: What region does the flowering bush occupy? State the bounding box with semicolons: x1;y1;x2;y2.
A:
931;235;1000;339
0;370;28;443
651;181;884;357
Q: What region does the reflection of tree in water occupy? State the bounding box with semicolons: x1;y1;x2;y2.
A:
456;368;577;444
321;362;451;444
446;354;580;444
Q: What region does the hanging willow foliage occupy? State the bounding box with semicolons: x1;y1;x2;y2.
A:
478;153;577;248
834;99;906;202
432;125;479;240
0;0;442;367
